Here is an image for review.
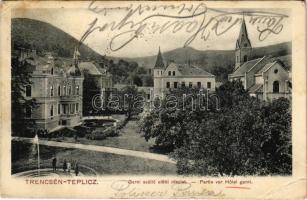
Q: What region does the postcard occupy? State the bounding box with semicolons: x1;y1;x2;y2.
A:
0;0;306;199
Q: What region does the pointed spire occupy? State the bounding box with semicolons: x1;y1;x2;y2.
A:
236;13;251;49
70;46;81;76
154;46;165;69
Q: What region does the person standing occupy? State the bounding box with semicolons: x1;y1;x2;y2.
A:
67;161;71;173
63;159;67;172
52;157;57;172
75;162;79;176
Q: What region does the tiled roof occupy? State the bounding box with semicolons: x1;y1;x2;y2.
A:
79;62;102;75
176;64;214;77
256;61;276;74
256;55;291;74
230;57;265;76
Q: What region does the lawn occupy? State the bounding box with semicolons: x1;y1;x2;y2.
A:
48;116;157;153
12;141;177;175
78;118;156;152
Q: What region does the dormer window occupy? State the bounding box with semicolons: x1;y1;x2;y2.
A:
173;71;175;76
168;71;171;76
244;43;247;47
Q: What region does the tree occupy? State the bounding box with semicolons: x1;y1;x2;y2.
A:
142;75;153;87
216;80;249;108
131;74;143;86
140;87;218;150
120;85;139;119
11;57;37;136
171;97;291;176
140;81;292;176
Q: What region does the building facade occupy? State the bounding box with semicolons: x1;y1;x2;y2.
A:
16;48;84;132
153;48;216;98
228;17;291;101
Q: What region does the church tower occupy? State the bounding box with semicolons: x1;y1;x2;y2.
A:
153;47;165;97
235;16;252;69
153;46;165;77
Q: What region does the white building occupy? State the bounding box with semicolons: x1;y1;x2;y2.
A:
153;47;216;98
228;17;291;101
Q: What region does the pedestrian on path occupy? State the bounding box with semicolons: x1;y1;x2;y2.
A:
63;159;67;172
75;162;79;176
52;157;57;172
67;162;71;173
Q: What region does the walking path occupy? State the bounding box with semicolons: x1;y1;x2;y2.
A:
13;168;84;177
12;137;176;164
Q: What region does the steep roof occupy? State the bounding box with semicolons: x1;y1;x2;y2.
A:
256;55;291;74
154;47;165;69
230;57;266;77
256;61;276;74
79;62;102;75
236;17;252;49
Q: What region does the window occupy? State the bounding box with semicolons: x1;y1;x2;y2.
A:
243;55;248;62
207;82;211;89
76;85;79;95
50;86;53;97
189;82;193;88
273;81;279;93
166;82;170;88
63;104;67;114
76;103;79;112
274;69;278;74
70;104;75;114
26;85;31;97
58;104;61;114
181;82;186;88
63;86;66;96
197;82;201;88
174;82;178;88
168;71;171;76
50;105;53;117
68;86;71;95
237;56;239;62
147;94;150;100
25;107;31;118
244;43;247;47
58;85;61;96
173;71;175;76
51;68;54;75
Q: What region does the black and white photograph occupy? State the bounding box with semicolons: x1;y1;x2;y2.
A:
10;3;293;179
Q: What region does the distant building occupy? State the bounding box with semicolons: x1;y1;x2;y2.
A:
14;48;84;132
153;47;216;98
79;62;113;94
228;17;291;101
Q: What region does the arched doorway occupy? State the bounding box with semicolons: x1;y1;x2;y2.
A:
273;81;279;93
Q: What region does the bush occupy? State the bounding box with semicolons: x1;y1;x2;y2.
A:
86;127;118;140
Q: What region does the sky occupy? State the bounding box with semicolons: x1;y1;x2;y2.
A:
13;2;291;58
